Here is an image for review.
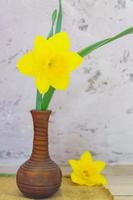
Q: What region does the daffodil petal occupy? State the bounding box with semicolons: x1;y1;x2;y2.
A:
93;161;106;173
34;36;47;50
82;176;96;186
49;68;70;90
71;172;85;185
91;174;107;185
65;52;83;71
16;51;36;76
82;174;107;186
33;36;51;64
80;151;93;164
51;75;70;90
68;160;80;172
35;77;49;94
48;32;70;52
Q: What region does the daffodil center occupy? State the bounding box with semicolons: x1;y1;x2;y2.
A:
48;57;57;68
83;170;90;177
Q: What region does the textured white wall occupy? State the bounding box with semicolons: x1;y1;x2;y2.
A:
0;0;133;167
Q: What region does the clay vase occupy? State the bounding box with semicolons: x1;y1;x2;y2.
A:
16;110;62;199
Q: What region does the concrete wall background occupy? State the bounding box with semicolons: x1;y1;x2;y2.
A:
0;0;133;166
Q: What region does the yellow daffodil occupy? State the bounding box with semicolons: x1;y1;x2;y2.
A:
16;32;83;94
68;151;107;186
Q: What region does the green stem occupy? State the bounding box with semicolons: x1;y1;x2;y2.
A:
36;90;42;110
42;87;55;110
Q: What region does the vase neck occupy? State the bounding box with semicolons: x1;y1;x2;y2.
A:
30;110;51;161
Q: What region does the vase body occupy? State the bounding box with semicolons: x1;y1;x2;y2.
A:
16;110;62;199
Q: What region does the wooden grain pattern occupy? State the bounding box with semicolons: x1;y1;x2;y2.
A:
106;175;133;196
115;197;133;200
16;110;62;199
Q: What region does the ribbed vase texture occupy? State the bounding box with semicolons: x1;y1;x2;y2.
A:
16;110;62;199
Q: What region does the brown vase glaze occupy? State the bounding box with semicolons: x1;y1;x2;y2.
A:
16;110;62;199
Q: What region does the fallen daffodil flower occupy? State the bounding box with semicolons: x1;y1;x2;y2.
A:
69;151;107;186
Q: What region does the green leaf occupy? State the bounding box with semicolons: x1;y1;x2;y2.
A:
47;9;57;39
42;87;55;110
36;90;42;110
78;27;133;57
55;0;63;33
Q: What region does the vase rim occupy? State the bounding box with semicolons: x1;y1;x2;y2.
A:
30;109;52;114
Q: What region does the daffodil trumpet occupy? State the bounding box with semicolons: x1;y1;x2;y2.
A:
16;0;133;111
